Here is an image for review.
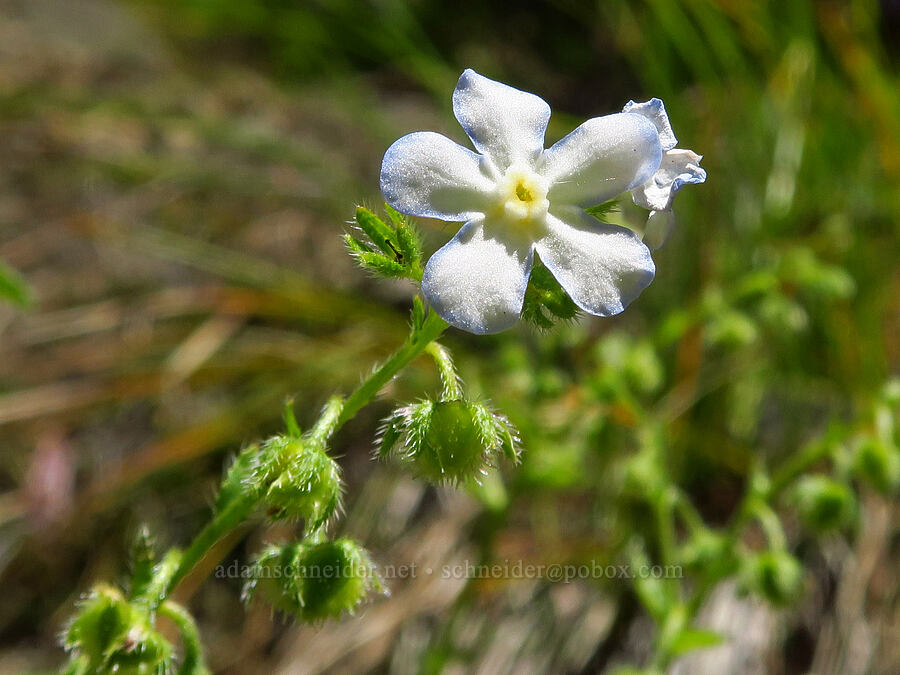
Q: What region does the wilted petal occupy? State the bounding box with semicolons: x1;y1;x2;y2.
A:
539;113;662;207
381;131;497;221
453;69;551;171
623;98;677;151
422;219;534;334
643;209;675;250
632;148;706;212
535;208;655;317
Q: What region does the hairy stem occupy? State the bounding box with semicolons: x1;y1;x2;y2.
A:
425;341;462;401
334;311;448;433
159;601;209;675
153;308;449;607
309;395;346;445
159;491;258;606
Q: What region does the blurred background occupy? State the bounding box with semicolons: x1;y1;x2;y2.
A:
0;0;897;672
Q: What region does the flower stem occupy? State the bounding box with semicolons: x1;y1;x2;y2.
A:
425;341;462;401
309;395;345;446
159;601;209;675
159;491;258;606
153;309;449;607
333;311;448;434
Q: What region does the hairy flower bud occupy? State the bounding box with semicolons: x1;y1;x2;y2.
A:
379;399;520;484
63;584;172;674
245;538;381;623
258;435;342;529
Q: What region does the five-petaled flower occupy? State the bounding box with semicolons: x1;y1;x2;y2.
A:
380;69;705;334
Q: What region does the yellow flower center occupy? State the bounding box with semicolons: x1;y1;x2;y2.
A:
496;164;549;227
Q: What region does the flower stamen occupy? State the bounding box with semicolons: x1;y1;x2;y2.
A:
497;164;549;225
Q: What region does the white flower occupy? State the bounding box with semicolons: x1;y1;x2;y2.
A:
623;99;706;250
380;69;690;334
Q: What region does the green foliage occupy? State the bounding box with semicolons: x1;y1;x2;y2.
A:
29;0;900;671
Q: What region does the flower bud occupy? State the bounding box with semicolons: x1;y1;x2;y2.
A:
380;399;520;484
792;475;856;532
259;435;342;529
344;206;423;280
63;584;172;674
853;437;900;496
741;550;803;606
246;538;381;623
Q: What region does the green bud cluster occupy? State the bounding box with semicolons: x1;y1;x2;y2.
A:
245;538;382;623
255;434;343;530
345;205;423;280
62;584;172;675
379;398;520;484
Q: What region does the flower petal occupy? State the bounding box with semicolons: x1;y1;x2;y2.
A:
535;207;655;317
539;113;662;207
643;209;675;250
453;69;551;171
381;131;497;221
422;218;534;334
631;148;706;212
623;98;677;151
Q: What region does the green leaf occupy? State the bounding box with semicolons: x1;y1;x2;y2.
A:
383;202;408;227
667;628;724;656
0;260;31;307
395;222;423;272
354;251;407;277
283;399;302;438
377;415;401;458
355;206;398;256
343;233;373;254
